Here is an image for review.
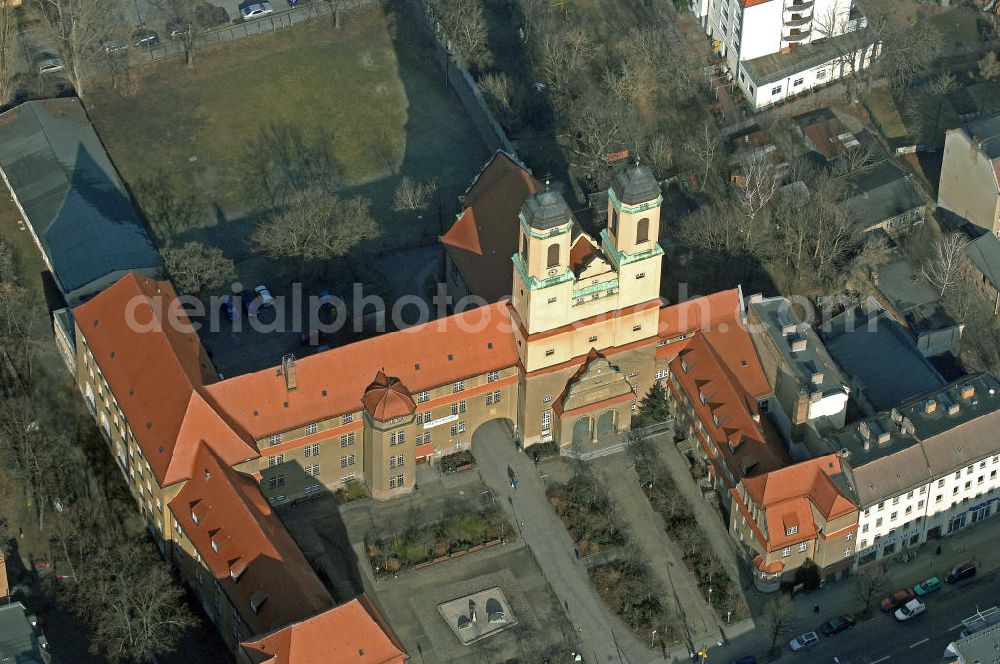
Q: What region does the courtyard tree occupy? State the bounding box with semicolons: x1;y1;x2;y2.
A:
537;25;594;101
683;123;719;192
251;188;381;276
635;382;671;428
734;152;778;252
430;0;492;71
161;241;237;296
160;0;204;68
32;0;119;98
979;51;1000;80
761;594;794;655
921;233;968;297
392;175;438;212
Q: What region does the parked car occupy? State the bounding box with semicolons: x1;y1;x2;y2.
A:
913;576;942;596
132;29;160;47
37;57;65;75
103;39;128;54
166;19;188;39
945;562;977;584
820;615;856;636
240;2;274;19
788;631;819;651
220;295;240;321
895;598;926;621
881;589;916;612
254;284;275;307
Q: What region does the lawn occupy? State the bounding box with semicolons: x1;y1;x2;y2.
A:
867;87;909;142
89;4;487;256
89;9;407;228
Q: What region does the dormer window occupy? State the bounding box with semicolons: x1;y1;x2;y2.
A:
250;591;268;615
786;525;798;536
191;511;200;525
211;539;219;553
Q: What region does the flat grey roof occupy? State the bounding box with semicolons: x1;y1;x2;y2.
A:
823;309;945;411
842;161;926;229
743;29;875;86
0;602;45;664
953;616;1000;661
963;112;1000;160
966;231;1000;291
0;98;161;295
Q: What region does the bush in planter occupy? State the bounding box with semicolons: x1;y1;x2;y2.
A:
440;449;476;473
529;440;560;459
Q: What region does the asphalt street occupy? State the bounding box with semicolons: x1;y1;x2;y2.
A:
763;566;1000;664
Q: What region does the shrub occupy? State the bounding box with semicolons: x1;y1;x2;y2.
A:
440;449;476;473
529;440;559;459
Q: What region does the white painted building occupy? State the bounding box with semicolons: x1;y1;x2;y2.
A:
825;374;1000;565
692;0;877;109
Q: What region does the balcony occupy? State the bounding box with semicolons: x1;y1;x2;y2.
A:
784;0;814;10
782;29;812;42
784;14;813;27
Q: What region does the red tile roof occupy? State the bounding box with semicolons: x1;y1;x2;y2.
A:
241;595;406;664
168;443;333;636
362;371;416;421
441;152;542;302
73;274;258;485
741;454;857;551
206;301;519;439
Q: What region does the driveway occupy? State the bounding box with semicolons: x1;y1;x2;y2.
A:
471;420;655;664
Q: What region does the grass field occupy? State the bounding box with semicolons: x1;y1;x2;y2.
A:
90;9;408;223
867;87;909;141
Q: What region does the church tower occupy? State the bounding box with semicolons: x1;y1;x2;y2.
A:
603;163;664;309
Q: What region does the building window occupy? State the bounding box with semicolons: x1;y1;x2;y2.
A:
267;454;283;467
771;85;782;95
305;463;320;477
487;371;499;383
305;423;318;435
548;296;557;304
268;433;280;446
389;474;405;490
547;244;560;269
304;443;320;458
453;380;464;393
486;390;501;405
545;349;555;357
655;368;668;380
636;272;645;279
418;391;429;403
816;70;827;80
781;547;790;557
845;548;853;558
340;432;355;447
636;218;649;243
541;410;552;435
798;542;807;552
340;454;355;468
785;526;798;536
268;475;285;490
793;77;804;86
938;479;945;488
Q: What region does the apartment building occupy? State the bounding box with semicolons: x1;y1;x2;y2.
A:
694;0;876;108
747;295;850;456
729;454;858;591
939;113;1000;236
823;374;1000;565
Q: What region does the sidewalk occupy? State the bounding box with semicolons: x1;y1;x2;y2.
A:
594;453;722;651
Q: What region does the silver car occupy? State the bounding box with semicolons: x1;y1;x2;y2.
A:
38;58;65;75
240;2;274;19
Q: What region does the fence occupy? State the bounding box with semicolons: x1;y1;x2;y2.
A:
406;0;516;157
94;0;378;74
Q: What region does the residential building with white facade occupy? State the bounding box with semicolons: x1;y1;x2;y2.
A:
693;0;877;109
823;373;1000;566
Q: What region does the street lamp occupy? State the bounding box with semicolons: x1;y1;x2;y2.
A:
651;629;657;647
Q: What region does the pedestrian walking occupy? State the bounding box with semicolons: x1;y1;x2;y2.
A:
813;603;820;614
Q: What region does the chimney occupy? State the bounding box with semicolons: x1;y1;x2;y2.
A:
282;354;297;392
877;431;891;445
924;399;937;414
782;323;797;337
948;403;960;416
859;421;871;440
811;372;824;386
749;293;764;304
863;438;871;452
872;270;880;286
792;338;808;352
961;384;975;400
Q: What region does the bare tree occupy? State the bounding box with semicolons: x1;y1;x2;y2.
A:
853;562;888;617
537;25;593;100
162;242;237;295
252;188;381;271
564;99;633;189
430;0;492;71
683;123;719;192
477;71;512;113
734;152;778;250
832;141;873;177
161;0;203;68
32;0;119;98
0;0;15;108
979;51;1000;80
392;176;438;212
761;594;794;655
921;233;968;296
679;200;743;254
